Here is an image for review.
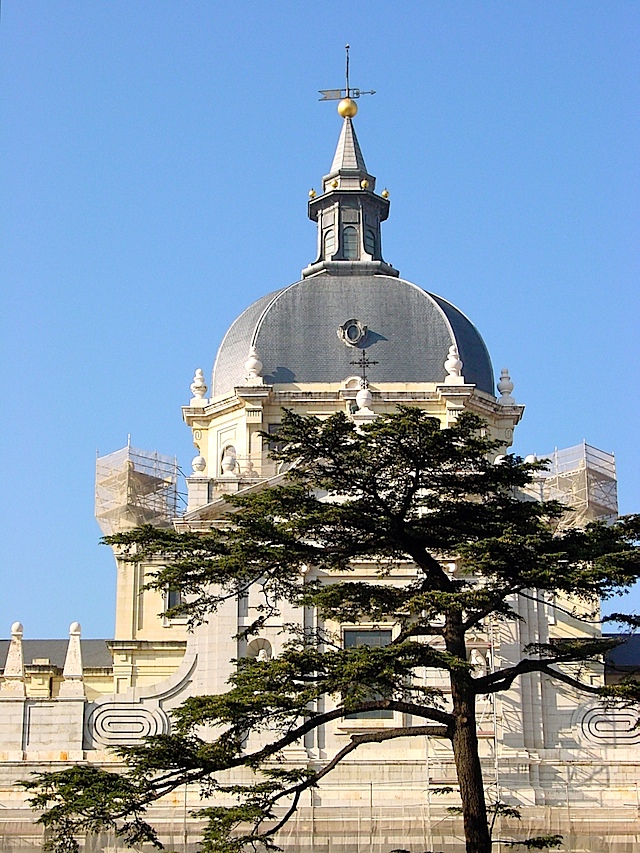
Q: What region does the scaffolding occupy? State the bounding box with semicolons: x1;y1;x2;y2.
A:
532;442;618;528
95;444;179;536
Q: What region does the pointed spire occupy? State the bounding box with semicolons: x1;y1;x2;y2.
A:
1;622;26;696
323;116;374;193
59;621;85;698
330;117;368;177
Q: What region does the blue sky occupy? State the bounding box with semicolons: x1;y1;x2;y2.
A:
1;2;638;638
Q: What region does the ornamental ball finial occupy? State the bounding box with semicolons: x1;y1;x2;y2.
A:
337;97;358;118
381;188;389;198
244;345;263;382
191;455;207;475
497;368;516;405
360;179;369;190
309;188;316;199
190;368;207;402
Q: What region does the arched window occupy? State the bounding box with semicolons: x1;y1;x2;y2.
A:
324;228;335;258
342;226;359;259
364;228;376;256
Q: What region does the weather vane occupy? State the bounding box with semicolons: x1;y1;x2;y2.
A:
350;349;378;388
319;44;376;112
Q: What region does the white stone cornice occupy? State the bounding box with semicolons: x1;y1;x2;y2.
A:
182;396;244;426
234;385;273;403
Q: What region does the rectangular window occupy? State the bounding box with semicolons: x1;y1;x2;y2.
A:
267;422;284;453
166;588;182;611
344;629;392;649
344;629;394;719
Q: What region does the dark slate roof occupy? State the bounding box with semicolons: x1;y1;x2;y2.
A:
604;634;640;670
0;639;112;671
212;274;494;397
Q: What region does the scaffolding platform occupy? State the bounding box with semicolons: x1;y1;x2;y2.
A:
95;444;179;535
534;442;618;527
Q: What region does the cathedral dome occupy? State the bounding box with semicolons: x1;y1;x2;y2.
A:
212;273;494;397
212;113;494;400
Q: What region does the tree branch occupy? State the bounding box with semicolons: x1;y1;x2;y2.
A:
461;585;523;631
395;623;446;642
134;700;454;803
254;724;449;842
475;659;603;696
518;589;601;625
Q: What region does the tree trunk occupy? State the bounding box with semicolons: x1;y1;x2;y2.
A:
446;613;491;853
451;680;491;853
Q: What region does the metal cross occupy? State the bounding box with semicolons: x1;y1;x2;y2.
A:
319;44;376;102
350;349;378;387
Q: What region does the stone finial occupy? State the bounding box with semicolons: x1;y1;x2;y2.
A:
244;346;263;385
1;621;26;696
221;446;237;476
444;344;464;385
355;383;373;412
497;368;516;405
191;454;207;476
59;621;85;698
190;368;208;406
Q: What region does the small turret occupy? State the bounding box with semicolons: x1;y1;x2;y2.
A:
302;110;398;279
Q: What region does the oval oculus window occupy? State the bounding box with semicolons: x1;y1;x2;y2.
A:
337;318;368;347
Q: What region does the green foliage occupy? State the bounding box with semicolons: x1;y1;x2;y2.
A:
488;801;563;850
490;802;522;821
503;836;563;850
21;765;160;851
599;678;640;704
24;408;640;853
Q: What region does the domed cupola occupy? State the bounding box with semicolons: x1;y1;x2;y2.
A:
210;101;498;398
184;90;524;515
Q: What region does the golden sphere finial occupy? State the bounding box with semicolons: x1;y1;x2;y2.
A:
337;97;358;118
381;188;389;199
308;189;317;199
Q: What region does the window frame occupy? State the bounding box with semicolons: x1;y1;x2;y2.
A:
324;227;336;258
340;627;396;725
364;227;376;256
163;586;187;626
342;225;360;260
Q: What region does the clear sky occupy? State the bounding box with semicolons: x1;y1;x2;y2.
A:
1;2;638;638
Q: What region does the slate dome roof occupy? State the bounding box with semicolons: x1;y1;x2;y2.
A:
211;273;495;398
212;115;495;400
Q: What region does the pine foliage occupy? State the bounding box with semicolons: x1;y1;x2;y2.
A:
22;408;640;853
